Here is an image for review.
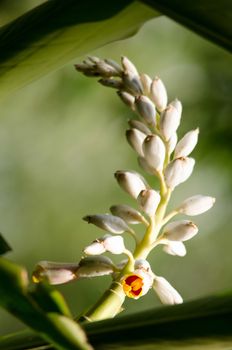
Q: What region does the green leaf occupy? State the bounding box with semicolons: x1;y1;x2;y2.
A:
1;293;232;349
0;0;158;101
141;0;232;52
0;258;92;350
0;234;12;256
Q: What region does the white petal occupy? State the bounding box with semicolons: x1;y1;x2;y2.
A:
114;170;148;199
126;128;146;156
134;259;151;271
83;214;133;234
83;241;106;255
103;235;125;254
178;195;216;216
142;135;165;172
174;128;199;158
163;220;198;241
137;189;161;217
153;276;183;304
150;77;167;112
163;241;186;257
160;104;181;141
164;157;195;189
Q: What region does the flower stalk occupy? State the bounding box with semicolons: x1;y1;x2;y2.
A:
32;56;216;322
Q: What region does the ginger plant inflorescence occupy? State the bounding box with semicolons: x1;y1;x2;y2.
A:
32;56;215;322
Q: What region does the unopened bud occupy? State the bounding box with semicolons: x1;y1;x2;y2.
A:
122;71;143;95
32;261;79;285
174;128;199;158
126;128;146;157
163;220;198;241
160;104;182;141
178;195;216;216
137;189;160;217
117;91;135;109
84;241;105;255
134;259;151;271
163;241;186;257
135;96;156;126
104;58;122;75
170;99;182;116
137;156;155;175
77;256;114;277
150;77;167;112
164;157;195;189
168;132;178;154
128;119;150;135
114;170;148;199
153;276;183;305
140;74;152;95
103;235;125;254
121;56;139;76
95;61;119;77
110;204;146;225
99;78;123;89
142;135;165;172
83;214;133;234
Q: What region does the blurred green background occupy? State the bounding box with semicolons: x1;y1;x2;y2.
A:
0;0;231;336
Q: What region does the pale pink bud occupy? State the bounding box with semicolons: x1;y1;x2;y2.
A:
150;77;167;112
121;56;139;76
153;276;183;304
128;119;150;135
83;214;133;234
84;241;105;255
126;128;146;156
178;195;216;216
140;73;152;95
32;261;79;285
117;91;135;109
110;204;146;225
142;135;165;172
163;241;186;257
103;235;125;254
170;99;182;116
135;96;156;126
174;128;199;158
164;157;195;189
160;104;181;141
114;170;148;199
163;220;198;241
137;189;160;217
77;256;114;277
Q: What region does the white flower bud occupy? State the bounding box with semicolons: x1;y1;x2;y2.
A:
126;128;146;156
122;71;143;95
150;77;167;112
83;214;133;234
163;220;198;241
134;259;151;271
32;261;79;285
77;256;114;277
168;132;178;154
104;58;122;75
121;56;139;76
137;156;155;175
117;91;135;109
137;189;160;217
160;104;182;141
153;276;183;305
83;241;105;255
178;195;216;216
142;135;165;172
164;157;195;189
163;241;186;257
99;78;123;89
103;235;125;254
114;170;148;199
128;119;150;135
95;61;119;77
110;204;146;225
135;96;156;126
170;99;182;116
174;128;199;158
140;73;152;95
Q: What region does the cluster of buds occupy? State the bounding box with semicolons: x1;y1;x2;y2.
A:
33;57;215;317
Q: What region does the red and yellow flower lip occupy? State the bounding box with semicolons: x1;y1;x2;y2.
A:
121;269;153;299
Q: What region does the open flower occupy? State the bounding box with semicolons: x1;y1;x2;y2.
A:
121;268;153;299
